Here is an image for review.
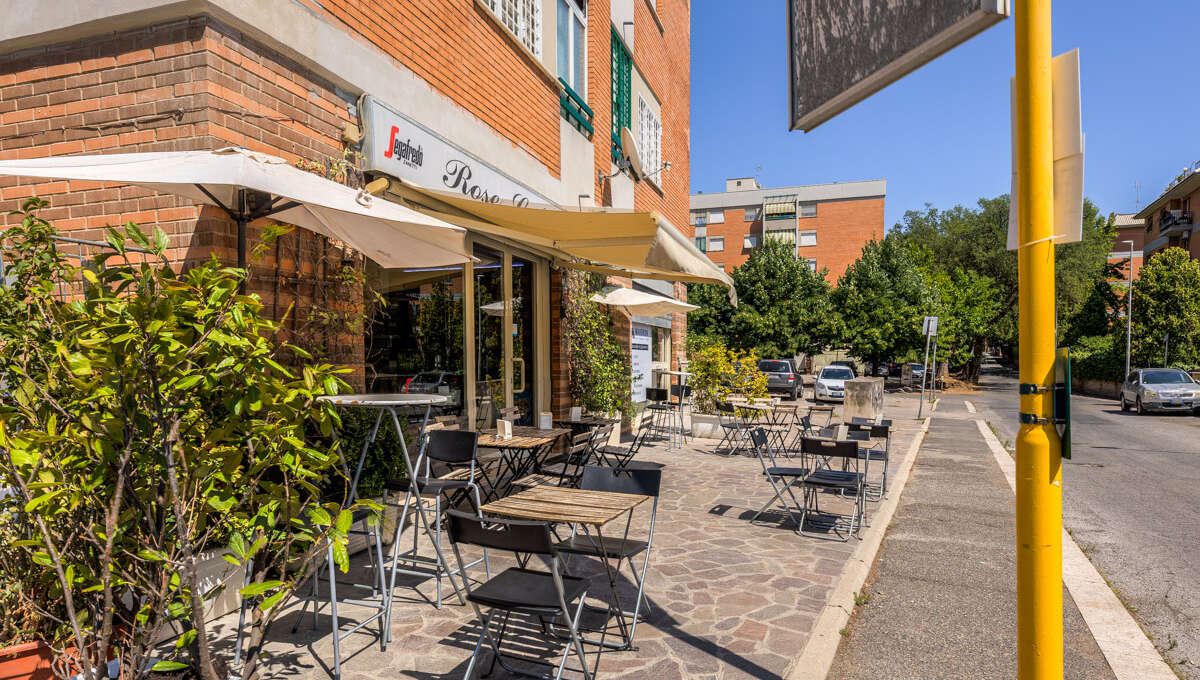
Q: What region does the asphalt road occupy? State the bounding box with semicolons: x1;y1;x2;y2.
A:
965;364;1200;678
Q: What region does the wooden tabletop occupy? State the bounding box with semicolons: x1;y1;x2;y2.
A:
554;416;620;427
477;426;570;449
481;485;648;526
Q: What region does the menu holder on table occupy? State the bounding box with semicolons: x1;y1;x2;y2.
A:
497;419;513;440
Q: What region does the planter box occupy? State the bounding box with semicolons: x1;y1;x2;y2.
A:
1074;378;1120;399
689;413;722;440
844;377;885;421
0;641;53;680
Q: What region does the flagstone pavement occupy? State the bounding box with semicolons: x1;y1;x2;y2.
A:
207;395;926;680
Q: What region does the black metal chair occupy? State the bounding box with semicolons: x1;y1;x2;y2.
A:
515;429;592;488
446;510;595;680
797;436;867;541
847;421;891;501
747;428;810;529
715;401;752;455
554;465;661;648
594;410;663;470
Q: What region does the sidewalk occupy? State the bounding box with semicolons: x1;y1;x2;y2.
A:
826;407;1116;679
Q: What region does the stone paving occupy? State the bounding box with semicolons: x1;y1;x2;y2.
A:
209;394;926;680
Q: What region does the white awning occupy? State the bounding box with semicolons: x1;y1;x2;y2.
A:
590;286;699;316
0;147;471;269
385;179;736;303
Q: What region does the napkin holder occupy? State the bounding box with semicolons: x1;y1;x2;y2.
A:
569;406;582;422
497;419;513;440
539;412;553;430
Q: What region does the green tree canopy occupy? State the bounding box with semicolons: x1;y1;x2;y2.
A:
1130;247;1200;368
688;238;835;359
832;236;931;374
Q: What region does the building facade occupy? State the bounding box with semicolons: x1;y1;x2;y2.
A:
1135;169;1200;262
688;177;885;279
0;0;697;427
1108;212;1145;282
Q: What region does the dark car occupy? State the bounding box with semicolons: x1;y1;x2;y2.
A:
758;359;800;400
830;360;858;377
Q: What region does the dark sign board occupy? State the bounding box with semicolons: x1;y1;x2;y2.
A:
788;0;1009;131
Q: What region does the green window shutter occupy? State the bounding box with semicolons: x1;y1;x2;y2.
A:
610;29;631;162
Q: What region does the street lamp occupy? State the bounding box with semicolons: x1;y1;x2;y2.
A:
1122;239;1134;378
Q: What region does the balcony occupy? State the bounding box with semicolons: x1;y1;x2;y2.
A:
1158;208;1193;236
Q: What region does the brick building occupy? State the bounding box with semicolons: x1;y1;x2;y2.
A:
1134;168;1200;263
1108;212;1144;282
0;0;716;426
689;177;885;280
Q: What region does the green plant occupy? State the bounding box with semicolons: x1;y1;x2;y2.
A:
562;271;632;415
0;506;69;647
853;591;871;606
0;199;366;680
686;340;768;414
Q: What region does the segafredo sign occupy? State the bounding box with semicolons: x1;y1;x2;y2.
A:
361;95;554;207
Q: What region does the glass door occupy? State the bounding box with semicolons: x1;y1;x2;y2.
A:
510;254;536;425
473;245;505;428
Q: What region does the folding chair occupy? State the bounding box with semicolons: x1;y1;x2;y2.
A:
446;510;595;680
747;428;810;529
644;387;676;445
554;465;660;648
797;437;867;541
384;429;483;613
847;421;891;501
715;401;752;456
594;410;662;470
515;430;592;488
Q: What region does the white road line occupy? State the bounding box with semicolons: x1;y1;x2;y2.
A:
974;419;1176;680
964;400;977;413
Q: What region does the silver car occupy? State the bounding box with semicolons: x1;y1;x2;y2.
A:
1120;368;1200;414
815;365;854;402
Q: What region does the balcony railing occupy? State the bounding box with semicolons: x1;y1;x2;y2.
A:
1159;208;1193;233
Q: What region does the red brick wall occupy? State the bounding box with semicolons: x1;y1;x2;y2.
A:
700;197;884;281
0;17;367;379
301;0;562;177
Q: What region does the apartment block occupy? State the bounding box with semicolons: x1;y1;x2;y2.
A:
1108;213;1145;281
689;177;885;279
1135;168;1200;262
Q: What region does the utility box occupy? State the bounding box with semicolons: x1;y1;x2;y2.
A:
844;377;885;421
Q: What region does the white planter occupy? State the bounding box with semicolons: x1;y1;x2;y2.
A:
689;413;723;439
195;549;243;621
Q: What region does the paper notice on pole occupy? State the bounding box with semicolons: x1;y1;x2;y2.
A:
1008;49;1083;250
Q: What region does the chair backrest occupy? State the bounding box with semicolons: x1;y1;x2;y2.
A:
800;436;860;460
815;426;868;442
670;384;692;400
569;430;591;457
446;509;553;554
589;421;617;450
425;429;478;464
847;422;890;438
645;387;668;403
849;416;893;428
749;427;782;471
579;465;661;497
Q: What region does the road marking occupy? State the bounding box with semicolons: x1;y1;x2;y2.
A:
964;400;977;413
974;419;1176;680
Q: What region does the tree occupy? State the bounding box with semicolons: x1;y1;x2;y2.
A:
832;237;931;375
688;239;835;358
924;268;1001;381
1130;247;1200;368
562;271;632;415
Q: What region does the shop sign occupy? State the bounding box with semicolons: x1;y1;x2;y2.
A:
361;95;555;207
631;324;653;403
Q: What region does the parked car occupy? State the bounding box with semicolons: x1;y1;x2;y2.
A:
758;359;801;400
829;360;858;376
405;371;462;395
1120;368;1199;414
814;365;855;402
908;362;926;382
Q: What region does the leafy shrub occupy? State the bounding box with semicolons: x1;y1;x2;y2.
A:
687;340;768;414
1070;333;1125;383
563;272;632;415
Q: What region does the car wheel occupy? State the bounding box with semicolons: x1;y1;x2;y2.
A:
1120;394;1129;412
1136;397;1145;415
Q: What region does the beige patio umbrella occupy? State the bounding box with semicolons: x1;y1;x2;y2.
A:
590;286;699;316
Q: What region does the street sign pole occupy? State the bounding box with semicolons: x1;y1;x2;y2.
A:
930;333;939;403
917;330;932;419
1014;1;1063;678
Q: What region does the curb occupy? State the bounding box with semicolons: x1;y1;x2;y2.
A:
974;419;1177;680
786;415;931;680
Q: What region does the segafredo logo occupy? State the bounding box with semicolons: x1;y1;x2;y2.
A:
383;126;424;169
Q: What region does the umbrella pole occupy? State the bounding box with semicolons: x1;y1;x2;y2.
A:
237;189;247;293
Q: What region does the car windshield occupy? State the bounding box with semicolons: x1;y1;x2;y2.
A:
821;367;854;380
1142;370;1193;385
759;361;791;373
414;372;443;383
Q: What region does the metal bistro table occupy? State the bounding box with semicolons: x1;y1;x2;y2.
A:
477;426;570;501
276;393;447;680
481;484;651;650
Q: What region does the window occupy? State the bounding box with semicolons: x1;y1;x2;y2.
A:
765;229;795;244
708;236;724;252
694;236;707;252
557;0;586;95
691;210;706;226
706;210;724;224
637;94;662;182
481;0;541;57
799;230;817;247
744;206;761;221
693;224;706;237
744;234;759;249
799;201;817;217
610;30;631;161
805;258;817;271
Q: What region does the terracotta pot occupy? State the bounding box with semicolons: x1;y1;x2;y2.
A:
0;640;54;680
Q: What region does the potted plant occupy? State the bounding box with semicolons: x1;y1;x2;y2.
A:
0;200;370;679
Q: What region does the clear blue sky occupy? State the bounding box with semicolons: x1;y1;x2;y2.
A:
690;1;1200;230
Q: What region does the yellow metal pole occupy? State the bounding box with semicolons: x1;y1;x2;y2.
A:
1014;1;1063;679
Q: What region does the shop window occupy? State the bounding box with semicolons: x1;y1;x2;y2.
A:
799;230;817;247
610;30;632;162
481;0;542;57
708;236;724;252
651;326;669;362
799;201;817;217
557;0;587;95
637;94;662;182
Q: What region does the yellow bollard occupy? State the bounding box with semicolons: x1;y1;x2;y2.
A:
1013;1;1063;679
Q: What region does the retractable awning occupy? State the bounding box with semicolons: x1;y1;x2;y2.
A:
386;179;736;303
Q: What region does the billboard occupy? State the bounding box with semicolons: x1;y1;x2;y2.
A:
788;0;1010;131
